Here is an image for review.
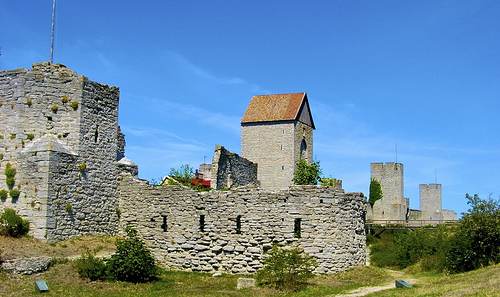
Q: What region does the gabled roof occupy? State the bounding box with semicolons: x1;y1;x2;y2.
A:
241;92;315;129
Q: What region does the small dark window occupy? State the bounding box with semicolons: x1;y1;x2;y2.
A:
281;165;284;170
47;116;52;122
199;215;205;232
294;218;302;238
161;215;167;232
320;199;323;204
94;125;99;143
236;215;242;234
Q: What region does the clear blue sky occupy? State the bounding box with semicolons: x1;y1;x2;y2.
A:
1;0;499;215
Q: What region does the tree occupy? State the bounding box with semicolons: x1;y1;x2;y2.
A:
167;164;194;186
445;194;500;273
369;179;383;207
293;159;321;185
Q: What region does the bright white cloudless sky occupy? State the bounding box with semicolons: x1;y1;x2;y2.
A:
1;0;499;215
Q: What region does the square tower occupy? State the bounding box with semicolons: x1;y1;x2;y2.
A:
419;184;442;220
370;162;408;221
241;93;315;190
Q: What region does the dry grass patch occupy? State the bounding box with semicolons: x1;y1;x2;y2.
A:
0;235;116;260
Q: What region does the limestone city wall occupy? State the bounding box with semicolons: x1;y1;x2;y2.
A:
117;173;367;274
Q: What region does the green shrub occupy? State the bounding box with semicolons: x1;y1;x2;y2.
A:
369;179;383;207
65;203;73;214
256;245;318;291
293;159;321;185
75;250;108;281
51;103;59;113
26;98;33;107
61;95;69;104
26;133;34;141
78;162;87;172
107;227;157;282
9;189;20;200
445;194;500;273
0;208;30;237
5;163;16;190
70;101;79;111
0;189;7;201
320;177;341;188
0;153;3;160
9;133;15;140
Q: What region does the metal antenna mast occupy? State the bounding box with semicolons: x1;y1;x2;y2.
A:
434;169;437;184
395;144;398;163
50;0;57;63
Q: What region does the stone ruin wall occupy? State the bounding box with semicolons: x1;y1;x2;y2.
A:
0;63;120;241
117;173;367;274
211;145;258;189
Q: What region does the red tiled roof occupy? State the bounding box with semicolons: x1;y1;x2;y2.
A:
241;92;307;124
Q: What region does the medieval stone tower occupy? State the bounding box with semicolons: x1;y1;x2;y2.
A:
370;162;408;221
0;62;129;241
419;184;442;220
240;92;315;190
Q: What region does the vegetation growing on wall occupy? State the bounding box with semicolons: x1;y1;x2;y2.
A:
369;179;383;206
0;208;30;237
167;164;194;186
0;189;7;201
5;163;16;190
70;101;79;111
293;159;321;185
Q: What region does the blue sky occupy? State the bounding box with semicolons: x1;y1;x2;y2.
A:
1;0;499;215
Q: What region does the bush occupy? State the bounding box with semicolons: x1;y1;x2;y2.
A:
26;133;34;141
0;189;7;201
107;227;157;282
256;245;317;291
445;194;500;273
369;179;383;207
51;103;59;113
75;250;108;281
4;163;16;190
293;159;321;185
0;208;30;237
70;101;79;111
9;188;20;200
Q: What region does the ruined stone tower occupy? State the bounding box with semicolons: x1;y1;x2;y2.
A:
0;62;127;241
240;93;314;190
370;162;408;221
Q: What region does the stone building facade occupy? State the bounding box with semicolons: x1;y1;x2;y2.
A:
241;93;314;190
369;162;408;221
0;62;127;241
118;173;366;274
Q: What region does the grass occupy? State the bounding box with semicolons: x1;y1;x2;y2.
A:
0;262;393;297
367;264;500;297
0;235;116;260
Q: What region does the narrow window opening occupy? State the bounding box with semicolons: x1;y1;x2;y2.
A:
94;125;99;143
161;215;167;232
280;144;283;150
294;218;302;238
320;199;323;204
282;129;285;134
47;116;52;122
236;215;242;234
281;165;284;170
199;215;205;232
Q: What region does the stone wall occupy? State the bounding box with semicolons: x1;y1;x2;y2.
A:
369;162;407;221
0;62;120;241
211;145;257;189
118;173;366;274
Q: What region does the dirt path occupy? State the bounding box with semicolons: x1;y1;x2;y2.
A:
330;270;418;297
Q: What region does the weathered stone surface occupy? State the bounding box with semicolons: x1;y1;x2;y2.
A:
0;62;123;241
237;277;256;289
211;145;258;190
1;256;52;275
118;174;367;274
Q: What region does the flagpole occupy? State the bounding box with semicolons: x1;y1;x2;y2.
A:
50;0;57;63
